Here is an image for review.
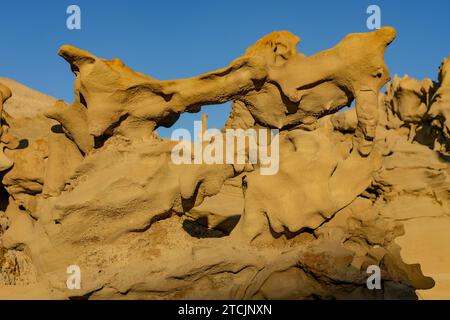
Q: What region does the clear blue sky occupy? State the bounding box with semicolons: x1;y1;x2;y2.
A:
1;0;449;137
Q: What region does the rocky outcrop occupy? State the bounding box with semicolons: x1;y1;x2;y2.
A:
0;28;449;300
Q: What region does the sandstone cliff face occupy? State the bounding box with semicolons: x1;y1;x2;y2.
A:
0;28;449;299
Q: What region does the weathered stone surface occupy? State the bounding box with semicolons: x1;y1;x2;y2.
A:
0;28;449;300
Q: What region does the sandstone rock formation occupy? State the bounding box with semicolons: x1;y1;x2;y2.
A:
385;75;433;141
55;44;267;140
0;28;449;300
0;83;14;172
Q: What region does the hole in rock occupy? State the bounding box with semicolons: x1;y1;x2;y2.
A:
182;215;241;239
16;139;29;149
94;135;107;149
0;187;10;212
51;125;65;134
157;102;232;141
336;99;355;114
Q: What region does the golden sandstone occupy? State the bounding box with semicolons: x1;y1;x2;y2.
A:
0;28;449;299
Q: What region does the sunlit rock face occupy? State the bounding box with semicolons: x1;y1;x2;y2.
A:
0;28;449;300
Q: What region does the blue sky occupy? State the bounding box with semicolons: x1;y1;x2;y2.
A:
1;0;449;137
